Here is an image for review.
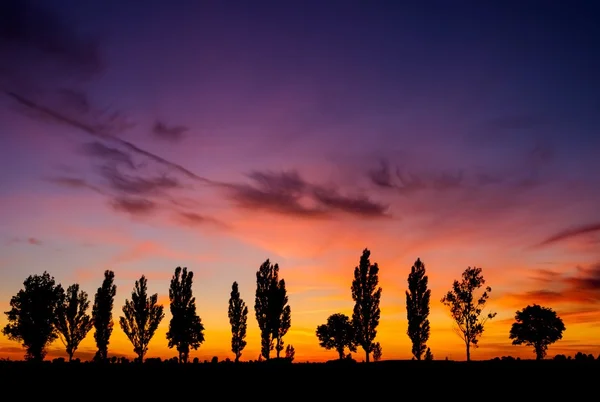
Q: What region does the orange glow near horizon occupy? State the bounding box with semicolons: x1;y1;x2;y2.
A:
2;247;599;362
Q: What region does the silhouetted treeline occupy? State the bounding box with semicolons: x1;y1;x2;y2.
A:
0;247;582;363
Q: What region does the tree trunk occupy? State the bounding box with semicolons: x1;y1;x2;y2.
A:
68;352;73;362
466;342;471;362
338;349;344;360
365;349;370;363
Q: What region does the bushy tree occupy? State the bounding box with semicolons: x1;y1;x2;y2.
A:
285;344;295;362
316;313;357;360
2;272;63;361
509;304;566;360
228;281;248;362
372;342;382;362
92;270;116;362
166;267;205;363
351;248;382;363
424;347;434;361
406;258;431;360
255;259;291;360
441;266;496;361
55;284;93;361
119;275;164;362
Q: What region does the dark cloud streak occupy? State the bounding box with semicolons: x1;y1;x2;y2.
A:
82;141;135;169
111;197;156;215
5;91;214;184
505;264;600;308
152;121;189;142
536;222;600;248
222;170;389;219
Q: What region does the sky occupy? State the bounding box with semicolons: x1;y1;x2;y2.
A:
1;0;599;362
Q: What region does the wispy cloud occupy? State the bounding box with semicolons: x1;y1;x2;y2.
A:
110;197;157;215
7;237;43;246
82;141;135;169
500;263;600;314
367;159;462;195
536;222;600;248
152;121;189;142
221;170;390;219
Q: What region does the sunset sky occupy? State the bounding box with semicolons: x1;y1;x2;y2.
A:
1;0;599;362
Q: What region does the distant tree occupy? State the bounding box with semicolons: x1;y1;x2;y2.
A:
273;279;291;358
316;313;357;360
424;347;434;361
92;270;116;362
351;248;382;363
405;257;431;360
372;342;382;362
166;267;205;363
55;284;93;361
119;275;165;363
255;259;292;360
285;344;295;362
573;352;594;361
441;266;496;361
228;281;248;362
509;304;565;360
553;354;567;361
2;272;63;361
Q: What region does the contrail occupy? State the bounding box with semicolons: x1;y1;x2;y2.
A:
5;91;216;185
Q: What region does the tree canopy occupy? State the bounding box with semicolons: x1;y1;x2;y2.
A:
92;270;116;362
55;284;93;361
441;266;496;361
228;281;248;362
316;313;357;360
351;248;382;363
166;267;204;363
2;272;63;361
255;259;291;360
119;275;165;363
406;257;431;360
509;304;566;360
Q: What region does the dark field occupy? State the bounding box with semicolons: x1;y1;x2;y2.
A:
1;359;597;397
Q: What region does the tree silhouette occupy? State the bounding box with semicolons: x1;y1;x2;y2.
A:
424;347;434;360
228;281;248;362
285;344;295;362
405;257;431;360
351;248;382;363
509;304;566;360
255;259;292;360
372;342;382;361
441;266;496;361
92;270;116;362
55;284;93;362
316;313;357;360
166;267;204;363
273;278;291;358
119;275;164;363
2;272;63;361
